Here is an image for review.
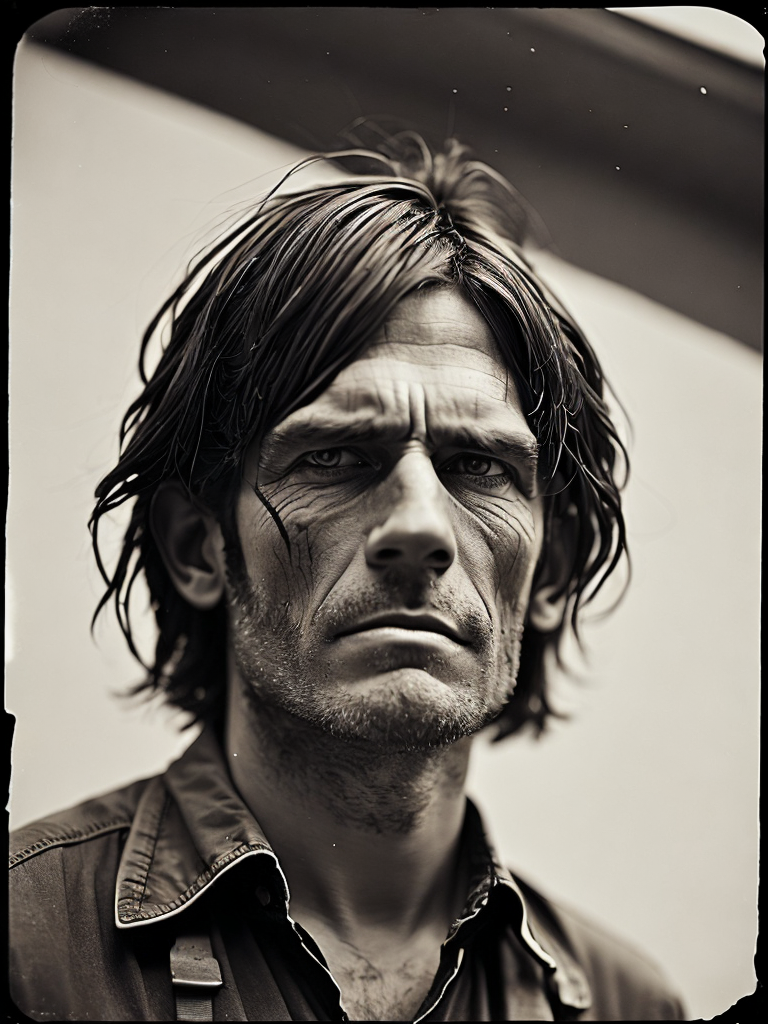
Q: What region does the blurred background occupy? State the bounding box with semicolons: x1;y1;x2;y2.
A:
8;9;762;1021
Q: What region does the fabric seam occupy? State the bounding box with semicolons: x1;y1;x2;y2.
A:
138;790;170;906
9;818;131;868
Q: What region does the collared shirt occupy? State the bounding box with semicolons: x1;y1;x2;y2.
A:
10;730;685;1021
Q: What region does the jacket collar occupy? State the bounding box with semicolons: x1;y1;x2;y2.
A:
115;728;591;1012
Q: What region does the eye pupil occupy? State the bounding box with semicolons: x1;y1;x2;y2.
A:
465;456;491;475
313;449;340;466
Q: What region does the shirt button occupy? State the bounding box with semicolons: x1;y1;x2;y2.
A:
255;885;272;907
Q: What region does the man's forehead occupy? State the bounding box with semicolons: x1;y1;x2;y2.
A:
261;288;531;451
352;287;513;393
367;287;502;359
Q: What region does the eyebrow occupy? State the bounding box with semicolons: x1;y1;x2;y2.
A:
442;427;539;469
260;416;539;472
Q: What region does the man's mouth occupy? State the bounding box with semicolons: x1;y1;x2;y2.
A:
334;611;469;646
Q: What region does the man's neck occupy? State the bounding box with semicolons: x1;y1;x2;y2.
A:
225;693;473;944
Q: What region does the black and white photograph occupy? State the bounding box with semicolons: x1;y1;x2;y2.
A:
8;8;762;1021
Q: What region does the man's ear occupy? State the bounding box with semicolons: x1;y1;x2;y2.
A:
527;581;568;633
150;482;227;609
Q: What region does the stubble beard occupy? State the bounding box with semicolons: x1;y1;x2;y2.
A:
228;569;522;753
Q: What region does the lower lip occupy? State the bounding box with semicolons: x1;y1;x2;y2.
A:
336;627;462;650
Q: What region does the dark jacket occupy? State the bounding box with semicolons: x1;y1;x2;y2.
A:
9;730;686;1021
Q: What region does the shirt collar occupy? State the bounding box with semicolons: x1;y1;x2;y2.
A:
115;728;590;1012
115;728;286;929
450;800;591;1012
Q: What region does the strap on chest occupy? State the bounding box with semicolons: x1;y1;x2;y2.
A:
170;927;223;1022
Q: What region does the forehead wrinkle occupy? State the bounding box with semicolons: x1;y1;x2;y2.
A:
381;315;481;343
364;338;507;373
360;338;522;418
408;380;428;440
381;300;498;341
357;354;511;395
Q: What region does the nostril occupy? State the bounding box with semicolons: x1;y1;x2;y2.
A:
376;548;401;562
431;549;450;565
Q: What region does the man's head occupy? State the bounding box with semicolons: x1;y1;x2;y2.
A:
92;135;627;743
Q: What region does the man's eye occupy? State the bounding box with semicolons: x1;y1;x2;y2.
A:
303;448;364;469
443;454;508;477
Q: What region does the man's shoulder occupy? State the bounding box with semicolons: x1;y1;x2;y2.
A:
554;897;685;1015
513;872;687;1020
9;774;174;1022
9;774;154;869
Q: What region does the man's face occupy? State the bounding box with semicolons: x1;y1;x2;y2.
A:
228;287;545;750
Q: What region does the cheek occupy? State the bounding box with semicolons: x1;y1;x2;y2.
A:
235;481;363;607
484;508;541;682
457;495;541;603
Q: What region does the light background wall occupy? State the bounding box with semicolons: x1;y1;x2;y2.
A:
8;41;760;1020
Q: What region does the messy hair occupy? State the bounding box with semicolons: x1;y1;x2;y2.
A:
91;133;628;739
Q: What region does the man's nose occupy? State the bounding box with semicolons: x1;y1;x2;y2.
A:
364;451;457;571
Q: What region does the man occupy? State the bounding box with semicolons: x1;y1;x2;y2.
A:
9;136;684;1021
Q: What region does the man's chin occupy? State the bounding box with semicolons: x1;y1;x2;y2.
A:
286;669;505;751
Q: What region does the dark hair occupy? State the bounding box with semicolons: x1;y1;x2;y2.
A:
91;133;628;739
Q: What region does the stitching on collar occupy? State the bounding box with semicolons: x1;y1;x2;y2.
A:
9;819;132;868
117;841;273;926
134;790;170;910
